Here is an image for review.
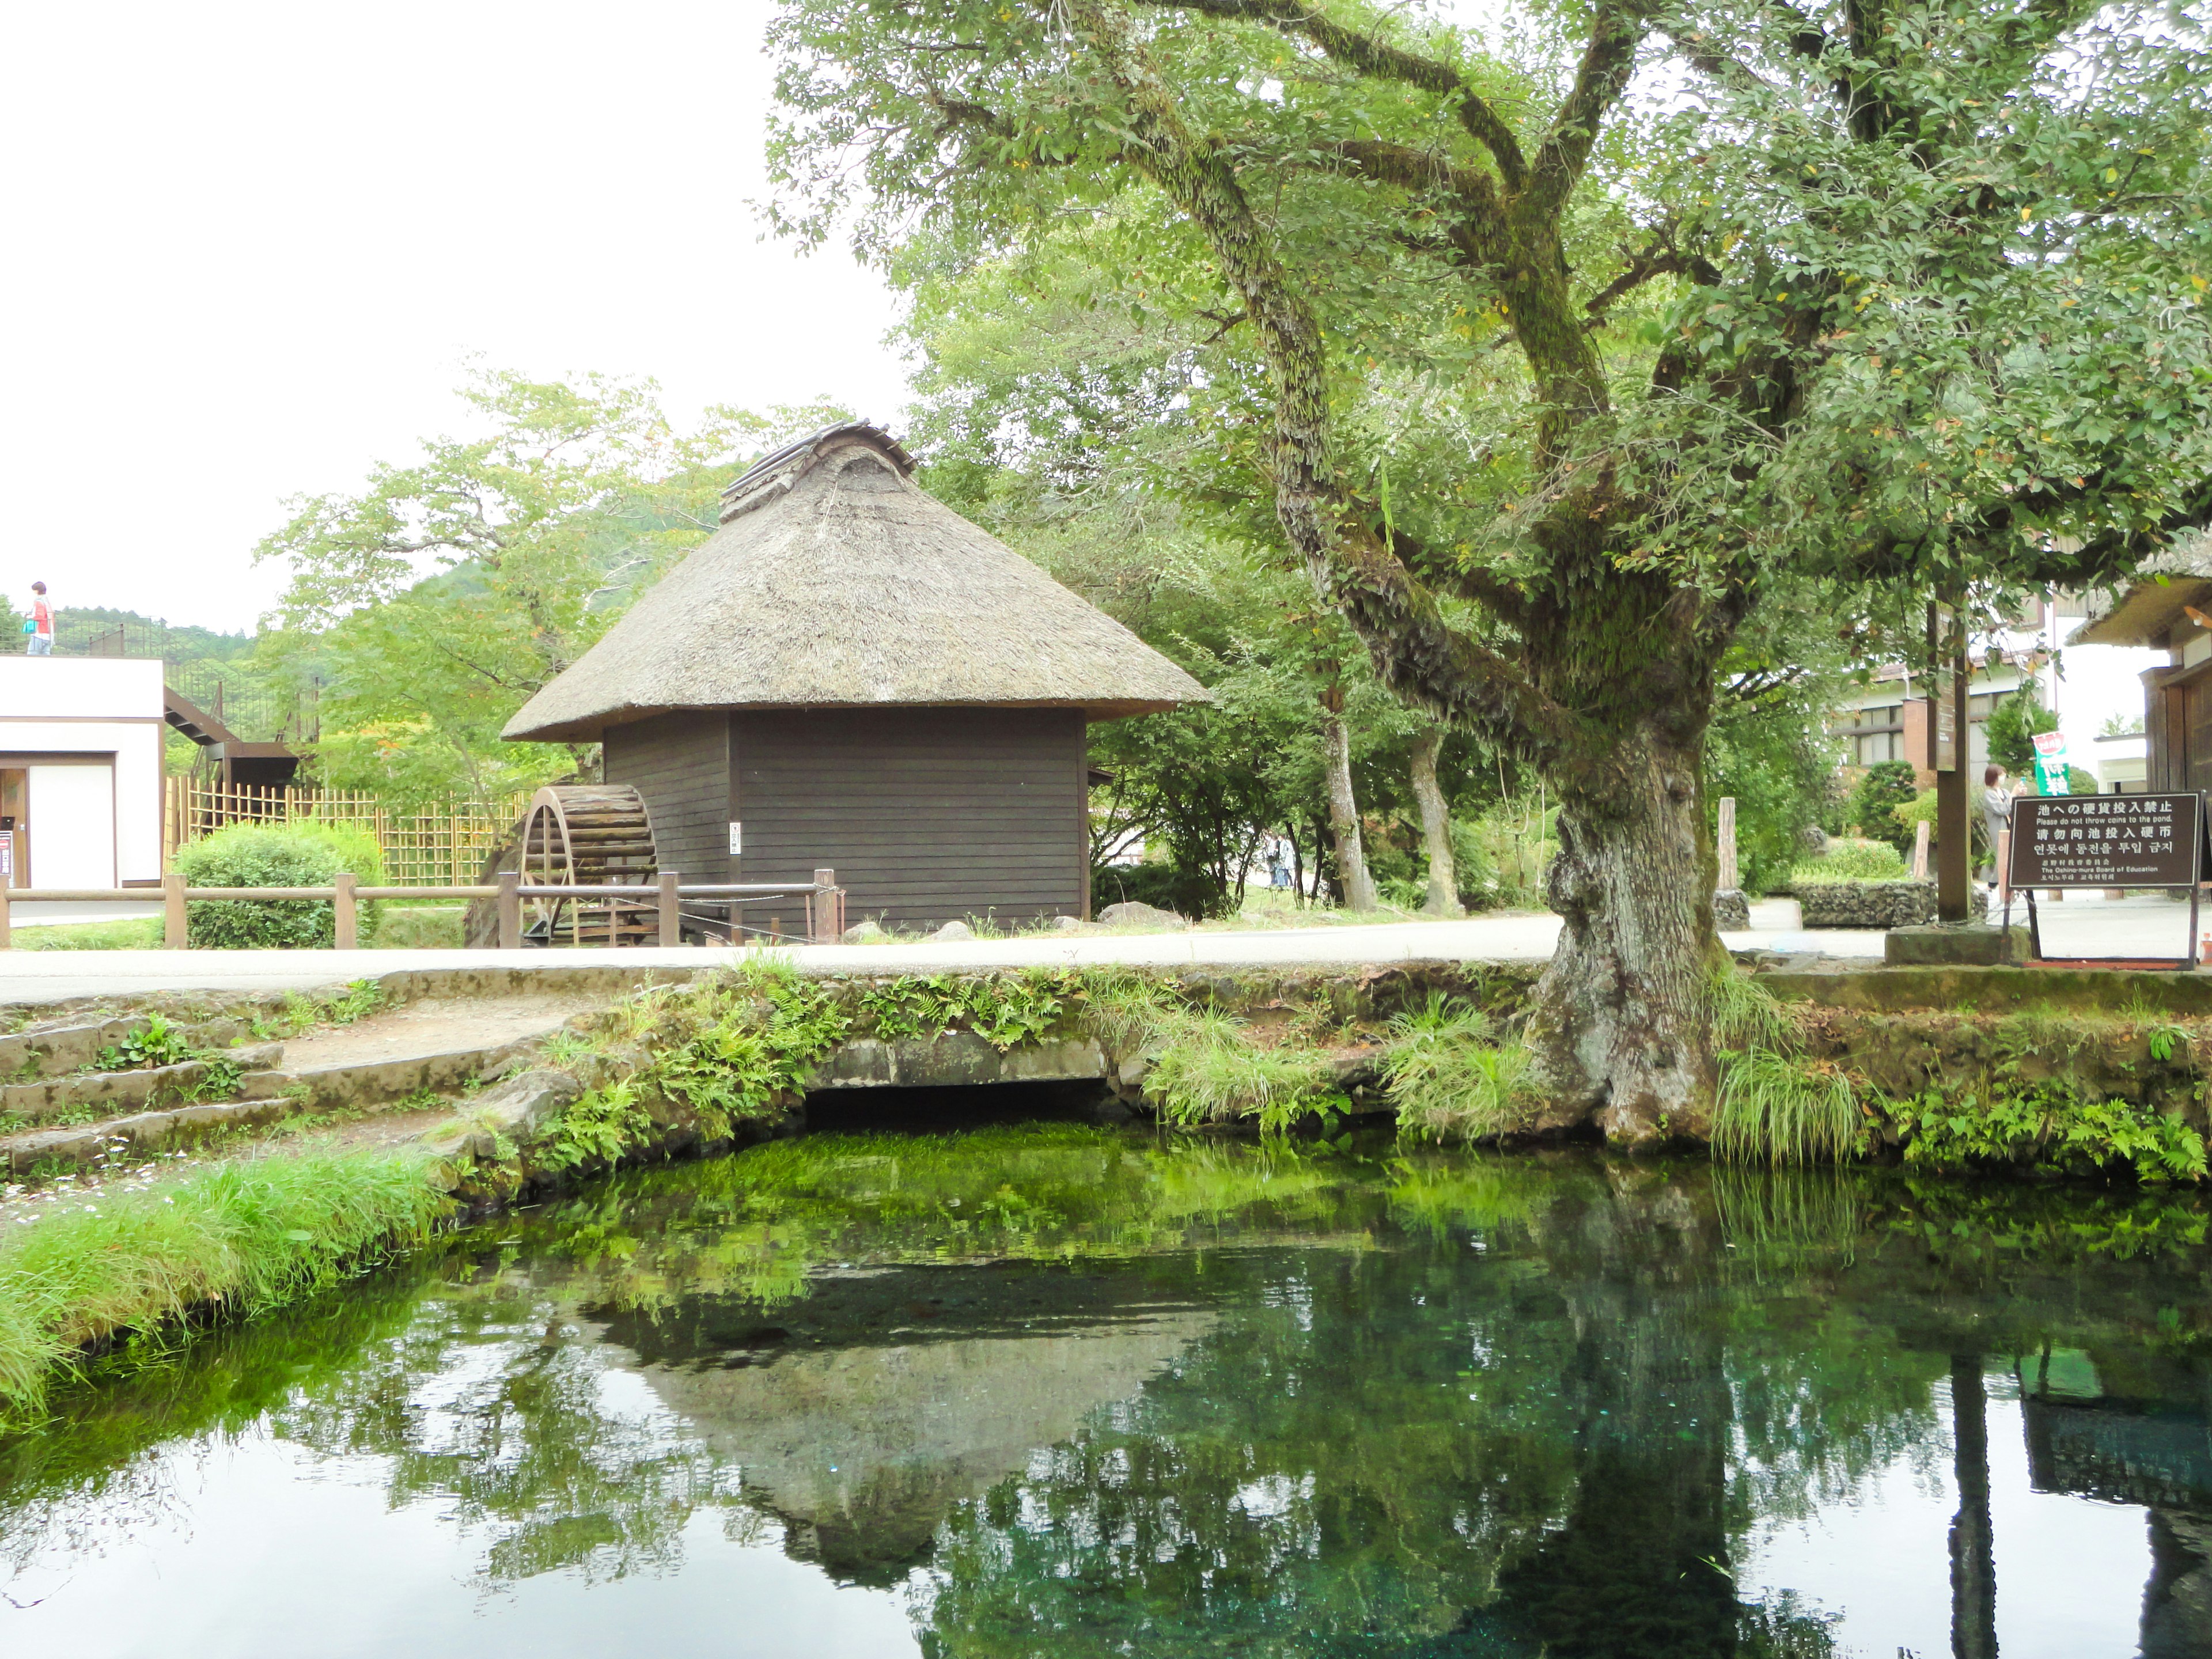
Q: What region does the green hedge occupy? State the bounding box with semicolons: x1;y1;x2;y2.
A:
173;822;386;949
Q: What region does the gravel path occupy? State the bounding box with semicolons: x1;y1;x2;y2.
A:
0;900;1904;1003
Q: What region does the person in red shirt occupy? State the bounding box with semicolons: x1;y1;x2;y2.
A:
24;582;51;656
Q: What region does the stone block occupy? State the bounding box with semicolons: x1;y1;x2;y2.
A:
1097;900;1188;928
1713;889;1750;930
1794;880;1989;930
1884;924;2033;967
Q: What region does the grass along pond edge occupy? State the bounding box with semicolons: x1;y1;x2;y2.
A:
5;958;2211;1422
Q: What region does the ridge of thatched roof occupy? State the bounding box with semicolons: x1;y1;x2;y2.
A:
503;425;1210;743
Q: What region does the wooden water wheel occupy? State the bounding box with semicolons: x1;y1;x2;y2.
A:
517;784;660;945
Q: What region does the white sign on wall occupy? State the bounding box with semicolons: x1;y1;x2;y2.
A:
728;821;743;857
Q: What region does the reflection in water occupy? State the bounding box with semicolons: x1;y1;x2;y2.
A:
1;1126;2208;1658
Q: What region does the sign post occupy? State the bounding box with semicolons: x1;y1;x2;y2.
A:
2005;791;2207;967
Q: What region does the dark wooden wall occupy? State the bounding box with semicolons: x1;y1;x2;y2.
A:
601;713;730;882
733;707;1087;930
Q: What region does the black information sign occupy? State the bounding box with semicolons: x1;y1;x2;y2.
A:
2006;792;2207;967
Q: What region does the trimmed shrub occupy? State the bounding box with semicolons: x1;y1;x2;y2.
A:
1789;838;1908;882
1846;761;1919;852
173;821;386;949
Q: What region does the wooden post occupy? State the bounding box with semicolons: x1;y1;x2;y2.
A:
0;889;12;952
657;871;680;946
163;871;187;949
334;872;358;950
812;869;839;943
1715;798;1737;892
1937;599;1972;922
497;870;521;950
1912;819;1931;881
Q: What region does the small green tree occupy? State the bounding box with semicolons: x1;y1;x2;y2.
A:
259;369;839;810
1847;762;1921;854
1983;685;2059;778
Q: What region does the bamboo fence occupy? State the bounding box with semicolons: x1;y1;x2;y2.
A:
163;779;534;888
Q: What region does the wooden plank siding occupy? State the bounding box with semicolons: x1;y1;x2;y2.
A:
600;713;731;882
732;707;1088;930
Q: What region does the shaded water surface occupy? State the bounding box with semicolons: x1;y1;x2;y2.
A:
3;1126;2209;1657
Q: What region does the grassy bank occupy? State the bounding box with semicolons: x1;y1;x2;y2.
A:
0;1151;447;1422
6;957;2203;1426
7;904;465;952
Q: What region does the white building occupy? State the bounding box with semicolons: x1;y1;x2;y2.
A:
0;657;165;889
1832;593;2159;793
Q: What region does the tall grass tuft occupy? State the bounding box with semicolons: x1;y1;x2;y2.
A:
1146;1009;1340;1134
1384;993;1532;1144
1711;971;1795;1053
0;1151;448;1421
1710;1048;1859;1166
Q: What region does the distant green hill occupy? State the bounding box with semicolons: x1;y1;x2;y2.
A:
48;607;254;664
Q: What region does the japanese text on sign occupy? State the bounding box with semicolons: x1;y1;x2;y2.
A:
2008;793;2204;889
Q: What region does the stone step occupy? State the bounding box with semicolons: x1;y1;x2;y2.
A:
3;1097;297;1175
0;1039;541;1176
0;1014;254;1081
0;1044;285;1124
235;1039;539;1111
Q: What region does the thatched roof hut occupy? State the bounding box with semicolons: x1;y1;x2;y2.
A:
503;423;1207;929
505;423;1203;743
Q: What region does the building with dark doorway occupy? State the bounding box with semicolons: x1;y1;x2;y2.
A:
501;423;1207;930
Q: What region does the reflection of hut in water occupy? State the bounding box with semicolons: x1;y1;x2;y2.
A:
2021;1379;2212;1655
601;1266;1213;1581
502;424;1207;930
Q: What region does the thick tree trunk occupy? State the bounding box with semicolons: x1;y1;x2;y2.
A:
1320;703;1378;912
1409;725;1461;917
1522;726;1729;1148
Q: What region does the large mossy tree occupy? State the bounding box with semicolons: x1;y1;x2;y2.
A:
767;0;2212;1143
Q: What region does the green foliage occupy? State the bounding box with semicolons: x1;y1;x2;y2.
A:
173;822;385;949
541;1078;654;1173
1789;839;1909;884
1711;973;1796;1054
180;1056;245;1104
1846;764;1920;854
858;970;1072;1050
249;980;384;1041
12;917;161;953
1381;995;1535;1144
1984;685;2058;777
95;1014;194;1073
1714;1050;1862;1168
1146;1009;1347;1136
0;1150;446;1420
1880;1082;2209;1184
257;369;846;810
372;906;464;950
541;967;854;1169
1710;974;1858;1167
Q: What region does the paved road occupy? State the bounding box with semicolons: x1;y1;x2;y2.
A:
0;901;1892;1005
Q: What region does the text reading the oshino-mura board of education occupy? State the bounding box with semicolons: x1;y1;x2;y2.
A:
2010;792;2205;889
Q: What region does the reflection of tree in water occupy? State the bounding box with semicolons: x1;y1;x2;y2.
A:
1;1127;2206;1652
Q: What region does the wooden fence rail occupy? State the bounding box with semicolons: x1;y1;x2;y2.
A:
0;872;844;952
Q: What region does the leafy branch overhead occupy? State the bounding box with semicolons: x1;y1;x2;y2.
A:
767;0;2211;762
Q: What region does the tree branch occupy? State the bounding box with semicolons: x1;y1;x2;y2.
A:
1583;232;1719;319
1525;0;1647;218
1138;0;1528;188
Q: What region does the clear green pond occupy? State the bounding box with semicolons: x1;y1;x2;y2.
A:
3;1123;2209;1657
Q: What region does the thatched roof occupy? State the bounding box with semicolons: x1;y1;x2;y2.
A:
503;424;1209;743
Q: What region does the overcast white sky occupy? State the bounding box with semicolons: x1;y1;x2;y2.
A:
0;0;909;635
